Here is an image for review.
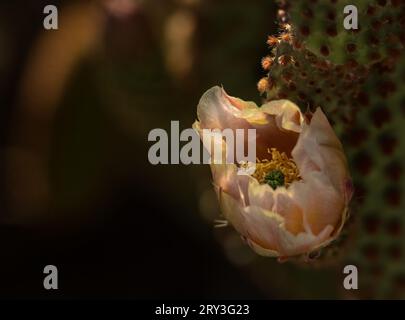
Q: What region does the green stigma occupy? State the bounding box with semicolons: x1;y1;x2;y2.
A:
264;170;285;190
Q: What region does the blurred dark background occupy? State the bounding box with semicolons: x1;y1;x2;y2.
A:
0;0;345;299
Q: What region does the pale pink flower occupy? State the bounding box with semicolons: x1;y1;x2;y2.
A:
193;86;353;258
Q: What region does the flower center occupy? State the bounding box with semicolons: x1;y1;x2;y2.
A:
252;148;301;189
264;170;285;190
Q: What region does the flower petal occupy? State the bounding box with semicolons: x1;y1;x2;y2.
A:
243;206;334;257
216;187;249;237
289;172;345;235
273;191;305;235
211;163;251;206
196;86;300;158
197;86;256;131
247;178;275;210
261;99;304;133
247;179;305;235
292;108;350;197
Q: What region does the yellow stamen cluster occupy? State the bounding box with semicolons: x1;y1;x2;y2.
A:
253;148;301;187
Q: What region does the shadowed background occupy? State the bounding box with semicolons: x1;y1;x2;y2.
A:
0;0;276;299
0;0;396;299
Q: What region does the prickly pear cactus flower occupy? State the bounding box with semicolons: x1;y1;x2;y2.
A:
193;86;353;259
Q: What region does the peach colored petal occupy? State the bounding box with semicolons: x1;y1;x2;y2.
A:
261;99;304;133
211;163;251;206
254;116;299;158
193;120;228;164
245;239;280;257
289;172;344;235
247;178;306;236
247;178;275;211
243;206;285;253
292;108;350;197
196;87;299;158
273;191;305;235
243;206;334;257
257;99;303;156
193;120;251;204
216;187;249;238
197;86;255;131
